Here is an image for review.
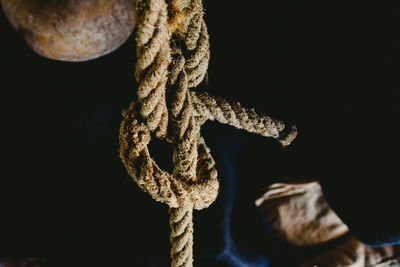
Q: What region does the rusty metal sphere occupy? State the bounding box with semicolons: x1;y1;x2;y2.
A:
1;0;136;61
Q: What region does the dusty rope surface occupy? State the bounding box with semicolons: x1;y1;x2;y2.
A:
166;1;211;266
135;0;171;139
119;0;298;266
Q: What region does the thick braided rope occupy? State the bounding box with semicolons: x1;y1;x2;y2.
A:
119;97;296;266
168;47;199;183
191;91;298;146
119;95;297;207
135;0;171;138
169;205;193;267
167;0;209;182
167;47;200;267
130;1;210;266
120;102;219;209
168;0;210;88
120;0;297;266
166;1;211;266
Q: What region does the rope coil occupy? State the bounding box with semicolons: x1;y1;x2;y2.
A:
119;0;298;266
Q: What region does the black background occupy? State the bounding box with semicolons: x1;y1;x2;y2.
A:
1;1;399;266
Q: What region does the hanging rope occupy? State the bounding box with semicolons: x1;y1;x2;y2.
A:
119;0;298;266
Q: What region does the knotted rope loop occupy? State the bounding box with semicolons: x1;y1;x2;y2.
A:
120;102;219;210
120;0;298;266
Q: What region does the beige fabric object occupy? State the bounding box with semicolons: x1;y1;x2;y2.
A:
300;237;400;267
256;182;349;246
256;182;400;266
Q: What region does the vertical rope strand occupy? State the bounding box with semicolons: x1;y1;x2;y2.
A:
121;1;298;267
169;204;194;267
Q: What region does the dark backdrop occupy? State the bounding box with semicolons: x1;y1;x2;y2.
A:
1;1;399;266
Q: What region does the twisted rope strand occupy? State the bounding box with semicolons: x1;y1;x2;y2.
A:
169;204;194;267
120;1;298;267
119;102;219;210
135;0;171;138
166;0;211;191
185;17;210;88
165;2;210;264
191;91;298;146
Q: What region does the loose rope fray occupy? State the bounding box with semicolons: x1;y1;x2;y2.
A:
119;0;298;266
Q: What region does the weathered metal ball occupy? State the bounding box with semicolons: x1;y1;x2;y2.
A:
1;0;136;61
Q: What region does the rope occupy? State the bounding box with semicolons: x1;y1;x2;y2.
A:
119;0;298;266
190;91;297;146
165;2;210;265
120;102;219;210
135;0;171;138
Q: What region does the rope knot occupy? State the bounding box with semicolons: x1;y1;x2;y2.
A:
120;102;219;210
120;1;297;266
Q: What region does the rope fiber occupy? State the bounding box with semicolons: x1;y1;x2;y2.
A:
119;0;298;266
